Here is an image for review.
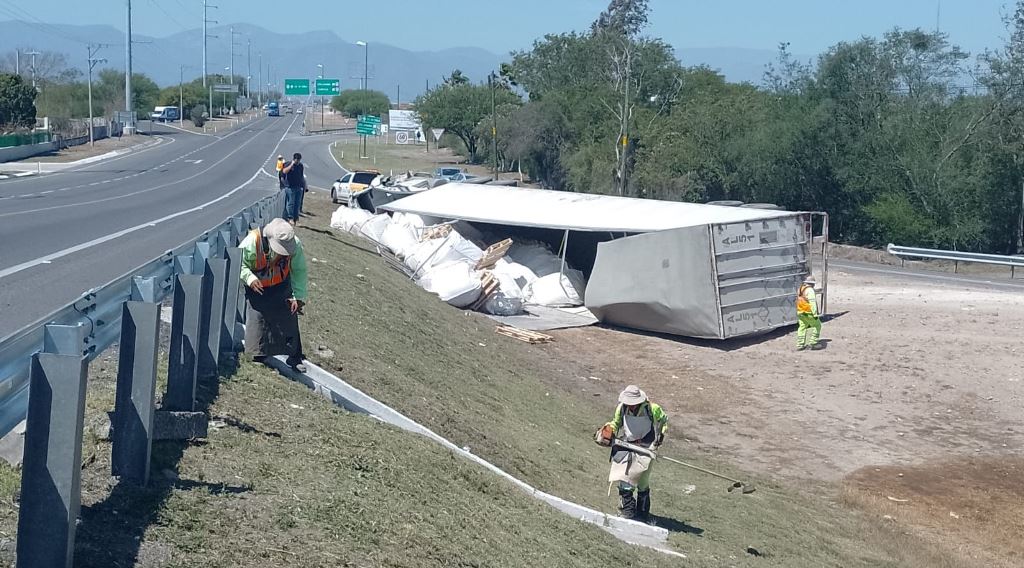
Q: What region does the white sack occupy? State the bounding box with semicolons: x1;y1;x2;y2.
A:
508;242;564;278
330;206;372;233
418;261;482;308
405;232;484;274
524;269;587;307
380;222;419;258
392;212;428;230
359;214;392;243
493;258;536;292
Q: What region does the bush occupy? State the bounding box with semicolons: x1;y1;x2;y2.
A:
191;105;207;127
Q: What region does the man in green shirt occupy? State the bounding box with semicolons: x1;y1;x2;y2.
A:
239;218;309;372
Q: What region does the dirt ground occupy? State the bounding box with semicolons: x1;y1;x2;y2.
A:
539;265;1024;564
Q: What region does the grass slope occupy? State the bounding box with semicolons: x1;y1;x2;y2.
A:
294;192;972;567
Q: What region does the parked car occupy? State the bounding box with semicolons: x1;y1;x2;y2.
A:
332;170;382;204
449;172;477;182
434;167;463;181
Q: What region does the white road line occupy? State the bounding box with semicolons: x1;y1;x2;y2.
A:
0;114;300;280
0;117;283;219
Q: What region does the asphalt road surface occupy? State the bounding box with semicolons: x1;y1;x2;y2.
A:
0;114;306;338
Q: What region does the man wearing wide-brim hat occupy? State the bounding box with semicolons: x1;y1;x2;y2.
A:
238;218;309;372
595;385;668;522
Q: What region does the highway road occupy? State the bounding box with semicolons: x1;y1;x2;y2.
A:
0;113;314;338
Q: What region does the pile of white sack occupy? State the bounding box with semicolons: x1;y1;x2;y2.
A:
330;206;587;314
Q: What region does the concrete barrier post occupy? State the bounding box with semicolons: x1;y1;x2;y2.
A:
165;273;203;411
16;324;89;568
111;301;160;484
222;247;243;353
198;257;228;378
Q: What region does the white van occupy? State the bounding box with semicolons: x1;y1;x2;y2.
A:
150;106;180;122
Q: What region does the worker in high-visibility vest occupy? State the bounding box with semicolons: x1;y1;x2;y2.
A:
239;218;309;372
275;155;286;190
796;275;822;350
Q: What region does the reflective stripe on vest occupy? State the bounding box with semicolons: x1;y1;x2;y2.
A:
797;284;813;314
250;228;291;288
621;403;654;443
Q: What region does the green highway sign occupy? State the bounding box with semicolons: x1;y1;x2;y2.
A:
315;78;341;96
357;115;382;135
284;79;310;96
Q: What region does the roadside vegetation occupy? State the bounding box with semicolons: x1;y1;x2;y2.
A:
415;0;1024;255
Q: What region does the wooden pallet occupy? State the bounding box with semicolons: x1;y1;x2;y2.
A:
469;271;500;311
421;224;452;241
495;325;554;344
475;238;513;270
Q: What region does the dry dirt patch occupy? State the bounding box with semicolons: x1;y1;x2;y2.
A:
843;457;1024;567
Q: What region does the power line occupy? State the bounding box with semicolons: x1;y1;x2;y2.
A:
147;0;189;34
0;1;89;45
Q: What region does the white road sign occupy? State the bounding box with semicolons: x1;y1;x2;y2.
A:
431;128;445;141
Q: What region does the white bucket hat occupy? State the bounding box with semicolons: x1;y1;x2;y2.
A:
618;385;648;406
263;218;297;256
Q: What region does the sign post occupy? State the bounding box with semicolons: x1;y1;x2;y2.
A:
314;79;340;130
356;115;382;158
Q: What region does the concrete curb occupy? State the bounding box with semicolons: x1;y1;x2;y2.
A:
265;356;686;559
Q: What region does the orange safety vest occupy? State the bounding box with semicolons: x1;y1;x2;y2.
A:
250;228;291;288
796;283;814;314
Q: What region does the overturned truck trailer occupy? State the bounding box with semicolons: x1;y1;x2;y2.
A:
381;184;828;340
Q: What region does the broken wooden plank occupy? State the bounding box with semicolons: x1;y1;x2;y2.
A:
475;238;514;270
495;325;554;344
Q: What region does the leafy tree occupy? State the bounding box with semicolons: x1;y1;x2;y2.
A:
415;79;521;162
591;0;650;37
0;73;37;128
191;104;207;127
329;89;390;117
443;69;469;87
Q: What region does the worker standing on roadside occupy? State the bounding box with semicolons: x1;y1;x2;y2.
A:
796;275;822;350
595;385;668;522
239;218;309;373
281;152;307;226
275;155;286;190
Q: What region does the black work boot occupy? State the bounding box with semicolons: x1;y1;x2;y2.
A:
636;489;652;523
618;488;637;520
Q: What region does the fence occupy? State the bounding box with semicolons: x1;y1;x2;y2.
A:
0;190;285;567
886;243;1024;277
0;132;51;149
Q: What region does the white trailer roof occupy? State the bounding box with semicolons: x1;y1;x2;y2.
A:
380;184;795;233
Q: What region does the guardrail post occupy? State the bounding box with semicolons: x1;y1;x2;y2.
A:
165;273;203;411
232;214;245;238
222;247;243;353
174;254;193;276
243;210;254;230
199;256;228;378
111;300;160;485
16;324;89;568
131;275;159;304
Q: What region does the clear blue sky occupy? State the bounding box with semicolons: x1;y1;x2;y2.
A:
3;0;1014;57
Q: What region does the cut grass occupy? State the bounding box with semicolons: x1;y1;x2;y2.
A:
292;191;978;567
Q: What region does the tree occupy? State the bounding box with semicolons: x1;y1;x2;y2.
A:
591;0;650;38
329;89;390;117
415;79;521;163
443;69;469;87
191;104;207;127
0;73;37;128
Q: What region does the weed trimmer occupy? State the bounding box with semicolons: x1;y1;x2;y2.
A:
615;440;756;494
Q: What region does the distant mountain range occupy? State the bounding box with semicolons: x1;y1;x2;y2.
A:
0;21;807;95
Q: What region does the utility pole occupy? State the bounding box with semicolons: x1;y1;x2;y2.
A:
179;64;187;126
14;49;19;76
258;52;262;106
87;45;109;146
489;72;498;179
246;38;251;99
203;0;217;88
25;50;40;89
124;0;134;133
317;63;324;130
230;27;242;111
396;84;400;109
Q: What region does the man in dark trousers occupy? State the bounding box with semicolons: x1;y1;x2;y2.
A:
239;218;309;372
281;152;307;226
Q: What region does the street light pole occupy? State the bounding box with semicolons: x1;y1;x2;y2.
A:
179;64;186;126
317;63;324;130
357;41;368;157
125;0;133;130
258;52;263;106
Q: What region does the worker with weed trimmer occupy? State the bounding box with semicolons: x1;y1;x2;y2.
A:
595;385;668;522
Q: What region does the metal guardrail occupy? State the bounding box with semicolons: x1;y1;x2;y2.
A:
886;243;1024;276
0;191;286;440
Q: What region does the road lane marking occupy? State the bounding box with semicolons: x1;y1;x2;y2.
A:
0;114;300;280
